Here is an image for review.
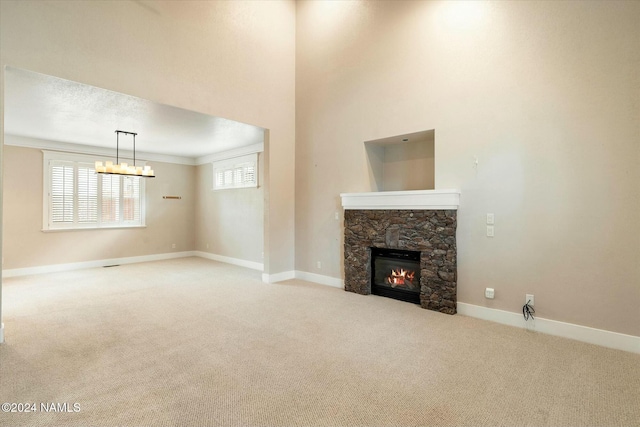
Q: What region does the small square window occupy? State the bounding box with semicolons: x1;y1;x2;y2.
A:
212;153;258;190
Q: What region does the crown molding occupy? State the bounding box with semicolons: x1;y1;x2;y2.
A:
196;142;264;165
4;134;196;165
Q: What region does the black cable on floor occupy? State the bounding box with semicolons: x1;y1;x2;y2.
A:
523;300;535;321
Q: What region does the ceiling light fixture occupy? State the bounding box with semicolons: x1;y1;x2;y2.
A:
95;130;155;178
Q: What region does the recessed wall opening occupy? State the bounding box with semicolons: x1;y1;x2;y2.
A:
365;129;435;192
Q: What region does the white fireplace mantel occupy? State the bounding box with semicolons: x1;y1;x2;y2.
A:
340;189;460;210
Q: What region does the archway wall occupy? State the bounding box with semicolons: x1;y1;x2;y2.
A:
0;1;296;278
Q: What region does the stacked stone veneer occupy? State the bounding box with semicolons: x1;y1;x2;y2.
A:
344;209;457;314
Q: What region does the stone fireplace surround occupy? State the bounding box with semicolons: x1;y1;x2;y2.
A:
341;190;460;314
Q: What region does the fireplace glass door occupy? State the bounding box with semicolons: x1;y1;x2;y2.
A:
371;247;420;304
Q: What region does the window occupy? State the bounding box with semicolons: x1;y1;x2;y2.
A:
213;153;258;190
43;151;145;230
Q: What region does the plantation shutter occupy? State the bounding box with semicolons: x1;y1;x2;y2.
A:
224;169;233;186
50;161;75;225
101;174;121;223
43;151;146;230
215;170;224;188
212;153;258;190
234;167;243;184
77;164;98;224
122;176;140;222
244;163;256;186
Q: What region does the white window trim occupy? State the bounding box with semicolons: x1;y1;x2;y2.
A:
212;152;258;191
42;150;147;231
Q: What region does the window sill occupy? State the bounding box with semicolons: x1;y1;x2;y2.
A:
211;185;259;191
42;225;147;232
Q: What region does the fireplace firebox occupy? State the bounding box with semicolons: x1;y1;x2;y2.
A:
371;247;421;304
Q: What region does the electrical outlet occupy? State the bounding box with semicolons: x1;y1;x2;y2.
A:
335;212;339;220
526;294;534;306
486;225;494;237
316;261;321;269
485;288;495;299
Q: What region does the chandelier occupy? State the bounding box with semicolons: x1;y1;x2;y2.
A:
94;130;155;178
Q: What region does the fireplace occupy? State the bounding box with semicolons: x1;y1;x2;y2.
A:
371;247;421;304
341;189;460;314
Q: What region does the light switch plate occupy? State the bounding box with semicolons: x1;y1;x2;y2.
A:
487;213;495;224
486;226;494;237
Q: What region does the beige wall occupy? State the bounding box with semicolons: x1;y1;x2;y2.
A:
0;1;295;279
2;145;195;269
381;140;435;191
2;141;263;270
195;154;264;264
1;1;638;339
295;1;640;335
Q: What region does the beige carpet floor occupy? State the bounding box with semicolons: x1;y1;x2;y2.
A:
0;257;638;427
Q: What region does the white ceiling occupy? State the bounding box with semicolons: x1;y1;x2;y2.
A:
3;67;265;160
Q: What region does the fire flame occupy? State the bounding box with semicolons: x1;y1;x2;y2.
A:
386;268;415;288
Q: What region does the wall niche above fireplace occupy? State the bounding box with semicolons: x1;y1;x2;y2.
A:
365;129;434;192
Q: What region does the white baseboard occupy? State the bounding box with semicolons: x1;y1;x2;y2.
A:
262;271;296;283
2;251;263;279
260;270;344;288
294;271;344;288
5;254;635;354
457;302;640;354
262;272;639;354
193;251;263;271
2;251;196;278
